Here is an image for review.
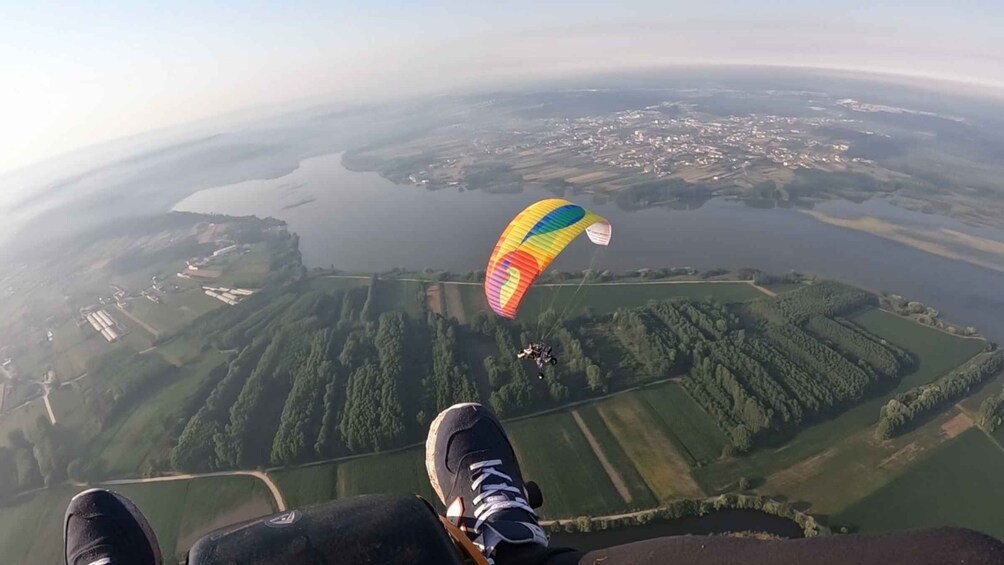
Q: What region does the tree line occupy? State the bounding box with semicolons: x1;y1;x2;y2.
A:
804;315;907;378
167;275;927;473
173;289;346;471
339;312;410;452
270;330;337;464
977;385;1004;433
547;493;827;538
172;286;489;471
486;325;540;418
877;349;1004;439
747;281;877;325
593;284;914;453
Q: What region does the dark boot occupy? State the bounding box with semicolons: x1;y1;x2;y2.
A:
64;488;162;565
426;403;548;559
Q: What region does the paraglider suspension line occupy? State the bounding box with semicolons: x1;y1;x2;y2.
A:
541;247;602;341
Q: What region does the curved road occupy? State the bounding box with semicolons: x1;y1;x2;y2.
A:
101;470;286;512
91;375;688;513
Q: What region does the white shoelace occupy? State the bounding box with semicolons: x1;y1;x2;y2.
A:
469;459;537;532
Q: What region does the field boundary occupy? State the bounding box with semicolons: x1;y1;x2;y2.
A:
956;402;1004;455
76;377;686;509
571;409;632;503
115;305;162;338
443;284;467;323
595;395;703;500
325;274;773;293
100;470;287;512
424;284;444;316
876;308;986;341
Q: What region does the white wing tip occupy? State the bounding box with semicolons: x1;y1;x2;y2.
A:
586;221;612;246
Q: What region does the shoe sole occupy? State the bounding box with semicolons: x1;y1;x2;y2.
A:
425;402;482;505
65;488;164;565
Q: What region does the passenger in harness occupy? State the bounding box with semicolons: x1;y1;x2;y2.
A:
517;342;558;378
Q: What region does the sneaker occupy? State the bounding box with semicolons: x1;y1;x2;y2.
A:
426;402;548;558
64;488;163;565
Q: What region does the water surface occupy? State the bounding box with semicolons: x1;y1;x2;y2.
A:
175;153;1004;341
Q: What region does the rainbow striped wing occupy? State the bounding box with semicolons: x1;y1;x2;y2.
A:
485;199;611;318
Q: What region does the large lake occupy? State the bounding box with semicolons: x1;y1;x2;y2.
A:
175;153;1004;341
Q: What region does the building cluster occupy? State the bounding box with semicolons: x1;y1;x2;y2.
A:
109;285;129;308
178;241;243;280
84;309;123;343
141;276;177;304
475;103;866;180
202;286;255;307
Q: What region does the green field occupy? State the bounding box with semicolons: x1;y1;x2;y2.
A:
215;245;274;288
592;393;703;501
0;399;48;448
272;391;707;520
114;476;277;560
306;276;370;294
0;476;276;565
692;308;985;494
48;350;230;476
116;322;157;351
156;334;209;366
457;281;765;321
4;273;996;556
51;324;115;380
373;279;425;317
959;372;1004;413
48;383;96;437
126;288;220;336
835;429;1004;539
763;283;805;294
256;303;992;523
88;351;229;476
761;404;978;515
271;464;340;511
272;447;439;512
638;382;729;465
11;342;51;379
0;487;75;565
457;283;487;319
850;309;986;391
337;447;438;504
508;411;629;518
575;405;658;509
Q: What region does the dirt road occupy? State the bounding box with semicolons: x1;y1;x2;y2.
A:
115;305;161;339
572;409;632;503
43;393;56;425
102;470;286;512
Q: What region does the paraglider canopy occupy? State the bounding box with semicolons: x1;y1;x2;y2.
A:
485;199;611;319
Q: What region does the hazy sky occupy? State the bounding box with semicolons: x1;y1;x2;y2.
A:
2;0;1002;173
